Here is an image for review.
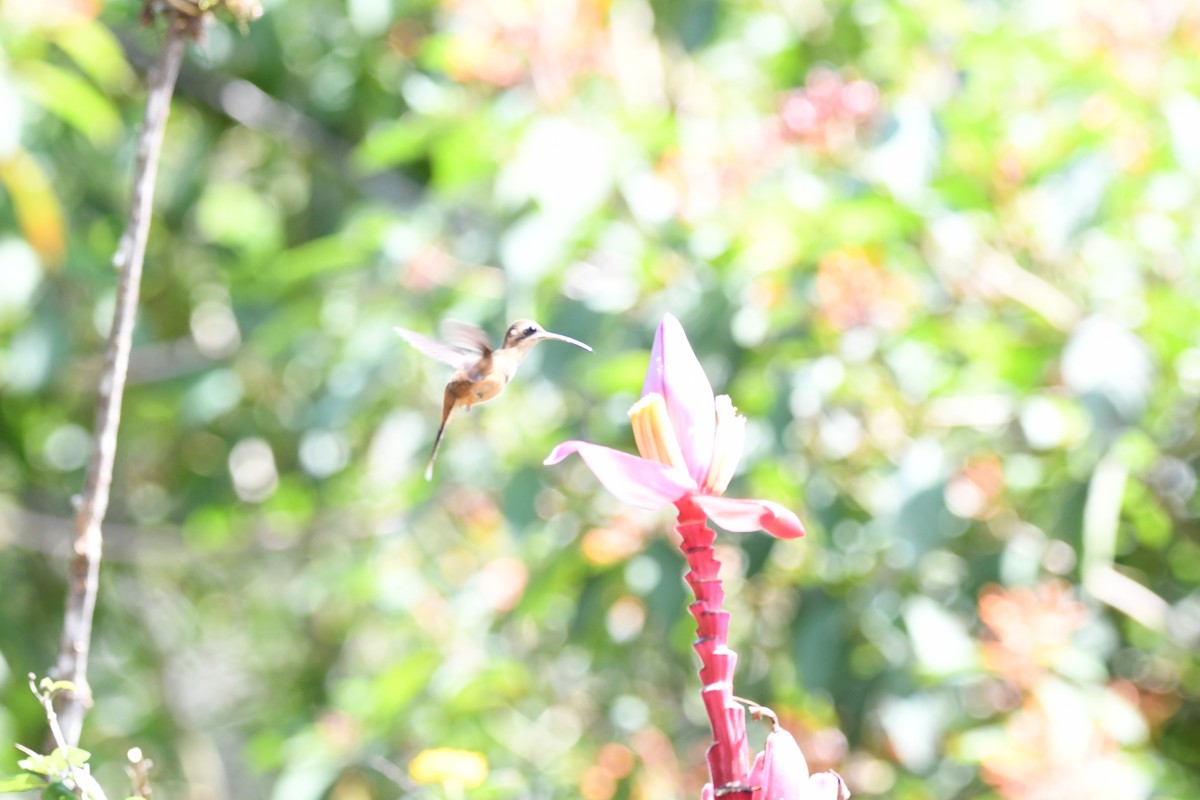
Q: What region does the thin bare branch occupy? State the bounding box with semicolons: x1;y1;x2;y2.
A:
126;747;154;799
51;11;192;747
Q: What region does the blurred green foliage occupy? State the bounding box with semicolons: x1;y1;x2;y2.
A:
1;0;1199;798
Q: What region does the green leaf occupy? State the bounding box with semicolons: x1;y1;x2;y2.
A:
354;117;436;171
431;118;499;191
270;236;369;284
51;21;134;91
59;748;90;769
18;61;121;146
194;182;283;255
42;782;77;800
368;651;441;720
21;747;91;776
17;753;54;776
0;773;44;792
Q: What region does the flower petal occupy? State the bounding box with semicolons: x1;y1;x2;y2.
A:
643;314;716;486
803;772;851;800
691;495;806;539
545;441;696;510
753;727;810;800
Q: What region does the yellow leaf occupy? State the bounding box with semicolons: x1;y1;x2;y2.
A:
0;150;65;265
408;748;488;788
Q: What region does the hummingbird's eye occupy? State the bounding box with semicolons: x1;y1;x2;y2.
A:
524;325;537;336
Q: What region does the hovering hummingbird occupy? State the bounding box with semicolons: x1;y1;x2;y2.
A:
394;319;593;479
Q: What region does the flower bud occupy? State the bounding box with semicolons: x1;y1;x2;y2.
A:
748;726;851;800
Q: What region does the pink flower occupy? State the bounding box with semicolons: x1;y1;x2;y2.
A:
697;716;851;800
544;314;805;540
545;314;831;800
746;726;850;800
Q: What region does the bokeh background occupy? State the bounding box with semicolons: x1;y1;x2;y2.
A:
1;0;1199;797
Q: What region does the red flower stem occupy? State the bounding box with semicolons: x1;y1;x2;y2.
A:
676;498;753;799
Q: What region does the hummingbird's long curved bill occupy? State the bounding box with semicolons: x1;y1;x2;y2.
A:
535;331;593;352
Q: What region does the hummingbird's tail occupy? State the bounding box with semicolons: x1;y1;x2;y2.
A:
424;397;454;480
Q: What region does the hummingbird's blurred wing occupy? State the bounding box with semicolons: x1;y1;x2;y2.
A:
439;321;494;355
393;327;479;370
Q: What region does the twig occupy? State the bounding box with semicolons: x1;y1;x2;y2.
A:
27;675;110;800
51;10;193;747
28;675;79;781
1086;565;1170;633
368;756;421;792
126;746;154;799
975;251;1082;331
732;696;779;728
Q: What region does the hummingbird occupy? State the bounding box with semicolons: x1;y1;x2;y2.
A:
394;319;593;479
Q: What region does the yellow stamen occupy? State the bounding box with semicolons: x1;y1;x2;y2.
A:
703;395;745;494
628;393;689;473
